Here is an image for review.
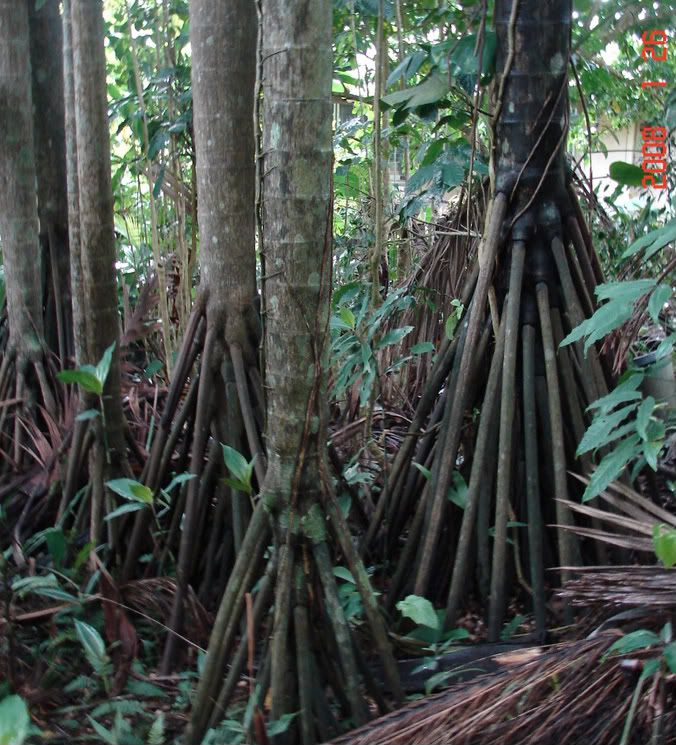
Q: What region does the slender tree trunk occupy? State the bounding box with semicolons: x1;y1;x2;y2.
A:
69;0;126;494
0;0;44;362
158;0;260;671
29;0;72;363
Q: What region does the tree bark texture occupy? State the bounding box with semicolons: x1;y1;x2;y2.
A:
70;0;126;461
0;0;44;360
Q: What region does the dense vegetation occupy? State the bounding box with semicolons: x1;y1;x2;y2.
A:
0;0;674;743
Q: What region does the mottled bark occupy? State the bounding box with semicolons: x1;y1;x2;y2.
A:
70;0;125;462
261;0;333;516
0;0;43;360
191;0;257;341
29;0;72;361
158;0;259;672
62;0;85;365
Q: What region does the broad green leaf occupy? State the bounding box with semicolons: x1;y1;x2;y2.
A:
588;375;643;413
106;478;153;504
607;629;660;656
653;524;676;568
411;342;435;355
164;472;195;494
58;368;103;395
0;695;30;745
609;161;644;187
267;713;299;737
622;218;676;260
595;279;656;303
222;445;251;485
95;342;116;387
338;307;356;329
382;74;449;110
576;403;639;455
663;642;676;673
396;595;439;629
44;527;67;567
635;397;655;441
386;50;427;88
447;471;468;509
583;435;641;501
333;566;356;583
412;462;432;480
377;326;413;349
12;573;77;602
648;284;671;323
104;502;145;521
75;620;109;675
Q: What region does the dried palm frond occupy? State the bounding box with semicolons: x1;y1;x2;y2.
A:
554;474;676;552
324;634;675;745
558;565;676;610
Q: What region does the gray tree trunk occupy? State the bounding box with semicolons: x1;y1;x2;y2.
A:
70;0;126;463
191;0;257;340
29;0;72;362
0;0;44;361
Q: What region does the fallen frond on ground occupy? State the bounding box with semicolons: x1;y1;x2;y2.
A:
324;633;676;745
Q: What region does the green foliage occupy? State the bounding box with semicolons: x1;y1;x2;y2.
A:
396;594;439;629
608;161;644;187
105;477;154;520
653;524;676;568
331;284;415;406
221;445;255;495
74;620;111;679
0;695;29;745
58;343;116;396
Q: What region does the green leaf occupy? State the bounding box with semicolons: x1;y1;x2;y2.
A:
222;445;251;485
501;613;526;641
106;478;153;504
609;161;644;187
333;566;356;583
164;473;195;494
622;219;676;260
95;342;116;388
58;368;103;395
663;642;676;673
396;595;439;629
75;409;100;422
576;404;639;455
44;527;67;567
378;326;413;348
582;435;641;501
648;284;671;323
382;74;449;110
607;629;660;656
12;574;77;602
411;342;435;355
86;716;117;745
104;502;145;521
445;314;460;340
338;307;356;329
635;397;655;441
0;695;30;745
412;462;432;480
653;524;676;568
75;620;109;675
386;50;427;88
447;471;468;509
147;711;165;745
267;713;298;737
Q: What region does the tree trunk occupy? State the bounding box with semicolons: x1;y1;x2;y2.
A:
158;0;262;671
70;0;126;467
186;1;402;740
0;0;43;362
374;0;610;643
29;0;72;363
